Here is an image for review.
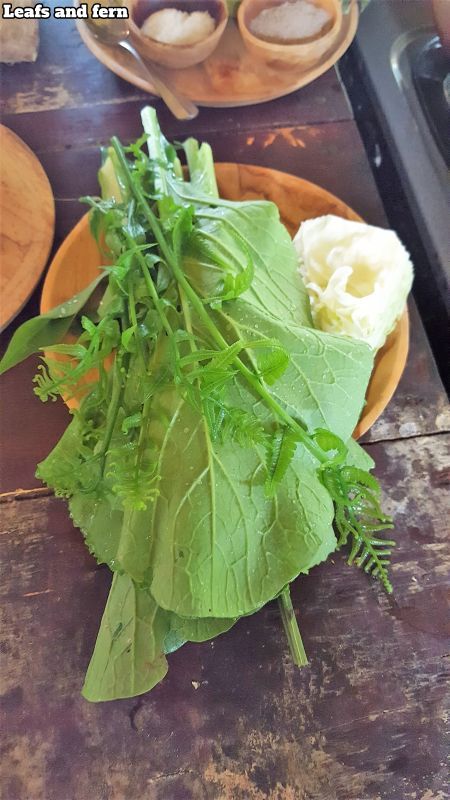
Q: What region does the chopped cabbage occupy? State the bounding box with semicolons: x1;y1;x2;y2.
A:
294;215;413;350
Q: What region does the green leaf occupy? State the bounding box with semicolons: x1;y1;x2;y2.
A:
210;403;266;446
0;273;106;376
344;437;375;470
347;533;395;594
224;258;254;299
164;614;236;655
121;325;137;352
184;202;313;328
37;416;101;497
70;493;153;582
149;387;336;619
320;450;395;593
82;573;169;702
207;260;255;308
82;571;236;701
221;301;374;441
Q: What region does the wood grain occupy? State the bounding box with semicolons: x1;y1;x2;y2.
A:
0;1;39;64
360;300;450;444
0;434;448;800
0;126;54;331
0;3;352;125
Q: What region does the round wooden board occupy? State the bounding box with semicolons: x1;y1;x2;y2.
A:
0;125;55;332
76;4;358;107
40;163;409;438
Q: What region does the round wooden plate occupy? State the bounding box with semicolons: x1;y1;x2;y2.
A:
0;125;55;332
76;3;358;108
40;163;409;438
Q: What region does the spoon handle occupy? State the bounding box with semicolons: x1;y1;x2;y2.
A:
118;39;199;121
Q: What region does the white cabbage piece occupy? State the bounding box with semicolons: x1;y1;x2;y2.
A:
294;215;413;350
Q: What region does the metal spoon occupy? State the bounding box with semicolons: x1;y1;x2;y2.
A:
84;17;199;121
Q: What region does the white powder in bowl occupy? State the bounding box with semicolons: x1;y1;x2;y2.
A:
250;0;331;42
141;8;216;46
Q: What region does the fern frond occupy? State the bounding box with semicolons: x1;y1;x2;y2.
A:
220;406;266;447
265;428;298;496
107;441;159;511
257;345;289;386
347;534;395;594
206;259;254;308
199;391;265;447
321;465;395;593
34;317;120;403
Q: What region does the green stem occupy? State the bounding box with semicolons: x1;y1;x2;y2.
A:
183;137;219;198
278;586;308;667
179;287;195;344
99;355;123;469
141;106;169;198
122;231;173;341
127;279;147;373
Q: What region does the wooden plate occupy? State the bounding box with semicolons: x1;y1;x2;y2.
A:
40;163;409;438
0;126;55;332
76;3;358;108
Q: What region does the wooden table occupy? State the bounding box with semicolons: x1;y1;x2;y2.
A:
1;12;449;800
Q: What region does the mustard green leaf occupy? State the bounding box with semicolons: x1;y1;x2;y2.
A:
82;573;169;702
0;273;106;375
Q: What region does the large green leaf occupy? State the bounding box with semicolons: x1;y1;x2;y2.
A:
0;273;106;375
220;301;374;442
82;573;169;702
149;391;336;619
82;571;237;701
68;388;335;621
184;202;313;328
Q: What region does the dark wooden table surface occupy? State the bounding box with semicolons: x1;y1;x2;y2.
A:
1;12;449;800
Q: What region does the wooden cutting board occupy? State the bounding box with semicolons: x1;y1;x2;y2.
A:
0;125;54;331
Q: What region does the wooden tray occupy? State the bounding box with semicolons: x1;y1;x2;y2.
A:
0;126;55;332
76;3;358;107
40;163;409;438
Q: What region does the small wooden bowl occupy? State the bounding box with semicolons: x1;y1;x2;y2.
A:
128;0;228;69
238;0;342;69
40;163;409;435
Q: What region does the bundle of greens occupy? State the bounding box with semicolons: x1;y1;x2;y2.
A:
0;108;395;701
